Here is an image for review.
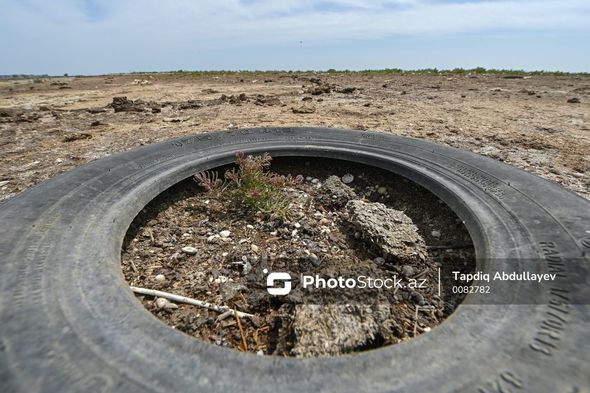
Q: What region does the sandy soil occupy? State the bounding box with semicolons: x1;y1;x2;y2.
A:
1;72;588;201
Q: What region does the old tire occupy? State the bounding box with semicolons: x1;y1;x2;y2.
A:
1;127;588;392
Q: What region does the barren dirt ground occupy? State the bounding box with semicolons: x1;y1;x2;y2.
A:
1;72;588;201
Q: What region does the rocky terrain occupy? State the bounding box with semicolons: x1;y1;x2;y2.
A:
1;71;588;201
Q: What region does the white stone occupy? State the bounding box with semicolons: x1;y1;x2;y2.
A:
181;246;198;255
214;276;229;284
341;173;354;184
155;298;168;308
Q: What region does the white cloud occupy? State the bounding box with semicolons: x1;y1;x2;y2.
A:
1;0;589;73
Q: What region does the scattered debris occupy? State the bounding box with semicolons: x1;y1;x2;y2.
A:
292;105;316;114
253;94;282;106
162;116;191;123
62;133;92;142
220;93;248;104
110;96;145;112
337;86;357;94
131;79;152;86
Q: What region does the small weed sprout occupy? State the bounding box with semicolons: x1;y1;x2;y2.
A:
193;170;227;195
194;152;303;217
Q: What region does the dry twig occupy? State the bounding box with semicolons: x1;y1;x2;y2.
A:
234;308;248;351
130;286;254;319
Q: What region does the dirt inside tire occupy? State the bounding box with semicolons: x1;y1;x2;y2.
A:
121;157;475;357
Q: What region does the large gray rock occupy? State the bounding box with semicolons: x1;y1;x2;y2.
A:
316;175;357;208
346;200;427;263
291;304;393;357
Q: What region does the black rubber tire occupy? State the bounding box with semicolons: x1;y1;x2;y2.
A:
1;127;588;393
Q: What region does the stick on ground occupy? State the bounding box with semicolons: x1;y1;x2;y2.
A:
130;286;254;319
234;308;248;351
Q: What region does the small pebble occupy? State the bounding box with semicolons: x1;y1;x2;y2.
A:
431;230;441;238
155;298;178;310
181;246;198;255
373;257;385;266
413;292;426;306
251;244;259;253
246;224;255;229
242;261;252;275
377;186;387;195
309;253;320;266
214;276;229;284
294;223;301;229
401;265;415;277
207;235;219;243
155;298;168;309
341;173;354;184
311;178;320;184
219;230;231;238
155;274;166;282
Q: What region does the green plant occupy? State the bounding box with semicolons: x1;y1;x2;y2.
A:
194;152;303;217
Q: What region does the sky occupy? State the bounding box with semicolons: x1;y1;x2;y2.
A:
1;0;589;75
